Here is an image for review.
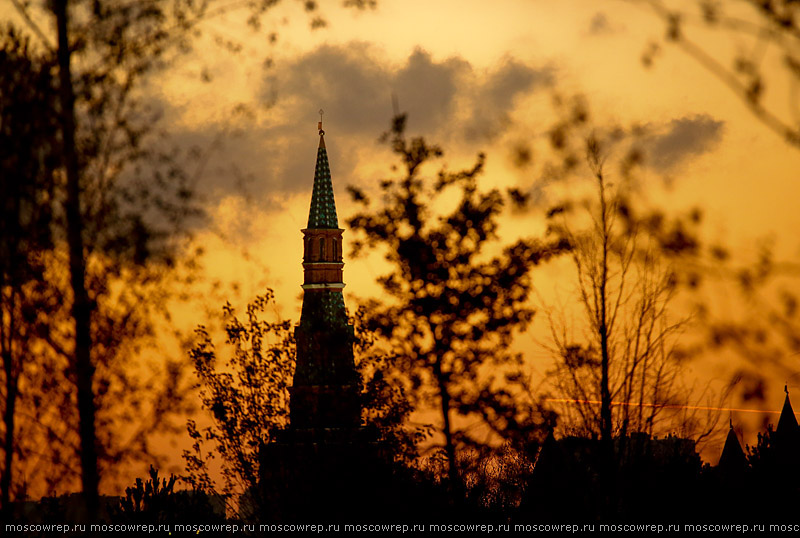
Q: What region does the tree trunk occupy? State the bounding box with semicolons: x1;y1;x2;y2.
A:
598;173;613;446
435;362;461;504
2;357;17;515
597;168;615;514
54;0;99;519
1;282;16;515
599;325;612;442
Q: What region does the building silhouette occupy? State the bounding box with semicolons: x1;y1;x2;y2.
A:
775;385;800;456
523;430;702;521
717;420;748;477
707;386;800;520
257;121;425;522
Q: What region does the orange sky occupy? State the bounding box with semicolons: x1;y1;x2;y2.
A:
5;0;799;481
154;0;800;457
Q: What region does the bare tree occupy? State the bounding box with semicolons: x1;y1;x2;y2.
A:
543;137;720;447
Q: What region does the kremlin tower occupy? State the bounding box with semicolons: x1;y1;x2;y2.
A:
289;119;360;430
258;118;383;521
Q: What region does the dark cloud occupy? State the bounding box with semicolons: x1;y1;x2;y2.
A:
393;49;471;132
587;12;614;35
268;43;552;140
643;115;725;172
270;43;554;138
465;58;553;141
270;44;471;137
247;43;551;194
274;43;390;136
152;43;552;224
245;44;479;202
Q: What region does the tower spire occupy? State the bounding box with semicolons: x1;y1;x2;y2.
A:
718;420;747;475
777;385;799;435
307;111;337;229
290;117;360;430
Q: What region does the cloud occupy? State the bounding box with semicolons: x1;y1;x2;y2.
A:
238;43;549;195
270;44;550;141
587;12;615;35
149;43;552;233
393;49;472;132
269;44;471;137
643;115;725;172
272;43;391;136
464;58;553;141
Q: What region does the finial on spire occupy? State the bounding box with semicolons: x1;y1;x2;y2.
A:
786;383;789;395
318;108;325;136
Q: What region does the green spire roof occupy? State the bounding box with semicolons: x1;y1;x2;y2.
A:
307;133;339;229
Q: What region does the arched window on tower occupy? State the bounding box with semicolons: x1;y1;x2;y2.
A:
319;237;326;260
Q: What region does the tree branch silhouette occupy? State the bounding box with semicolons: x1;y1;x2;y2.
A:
631;0;800;147
347;113;564;502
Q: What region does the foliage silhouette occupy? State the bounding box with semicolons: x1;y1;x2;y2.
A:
347;113;565;500
694;244;800;413
184;291;293;518
6;0;379;511
0;25;60;515
114;465;225;524
7;0;229;515
117;466;176;522
184;290;419;519
351;305;431;467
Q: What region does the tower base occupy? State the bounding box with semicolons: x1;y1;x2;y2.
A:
258;425;408;522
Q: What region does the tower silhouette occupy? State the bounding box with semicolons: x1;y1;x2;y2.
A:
718;420;747;477
258;120;383;521
290;122;360;430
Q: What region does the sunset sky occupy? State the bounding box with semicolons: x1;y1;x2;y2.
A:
158;0;800;290
151;0;800;459
6;0;799;475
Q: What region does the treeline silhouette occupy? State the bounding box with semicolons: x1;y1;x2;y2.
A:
3;0;800;529
9;110;800;527
14;405;800;525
